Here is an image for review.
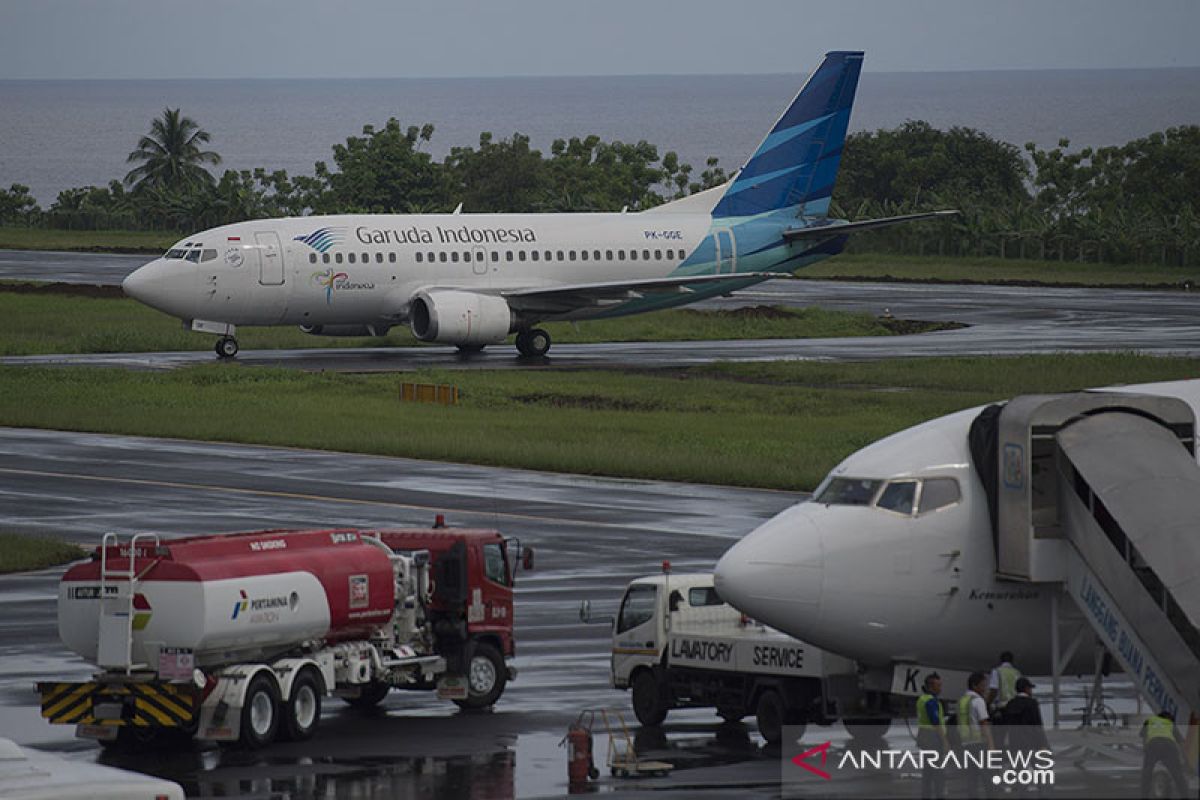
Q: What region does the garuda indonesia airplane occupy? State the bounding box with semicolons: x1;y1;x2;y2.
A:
122;51;955;359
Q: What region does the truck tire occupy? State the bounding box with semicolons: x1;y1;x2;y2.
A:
240;673;281;749
631;671;668;726
755;689;786;744
282;669;322;741
454;642;507;710
344;681;390;710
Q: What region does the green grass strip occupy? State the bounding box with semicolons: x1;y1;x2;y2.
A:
0;532;86;573
2;354;1195;491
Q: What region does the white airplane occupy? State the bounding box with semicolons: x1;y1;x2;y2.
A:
713;378;1200;716
122;51;954;359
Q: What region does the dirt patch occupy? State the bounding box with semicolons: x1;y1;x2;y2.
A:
678;305;796;320
0;282;124;298
878;317;967;335
514;392;665;412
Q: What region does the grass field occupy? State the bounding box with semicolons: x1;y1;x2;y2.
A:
2;354;1194;490
0;287;940;356
0;532;85;573
0;227;174;253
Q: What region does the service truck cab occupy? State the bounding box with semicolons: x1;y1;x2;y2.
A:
601;571;856;743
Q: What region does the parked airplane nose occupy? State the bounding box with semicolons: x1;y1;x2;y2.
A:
714;503;824;628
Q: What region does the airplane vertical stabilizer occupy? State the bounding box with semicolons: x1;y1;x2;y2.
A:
711;51;863;220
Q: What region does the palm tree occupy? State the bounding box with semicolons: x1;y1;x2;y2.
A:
124;108;221;192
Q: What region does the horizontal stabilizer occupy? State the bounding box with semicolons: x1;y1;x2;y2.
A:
782;209;959;241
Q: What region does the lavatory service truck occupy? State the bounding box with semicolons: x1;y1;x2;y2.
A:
38;524;528;749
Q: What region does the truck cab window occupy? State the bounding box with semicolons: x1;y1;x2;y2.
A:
482;542;509;586
617;584;657;633
688;586;724;607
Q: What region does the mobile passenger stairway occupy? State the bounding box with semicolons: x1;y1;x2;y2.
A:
969;391;1200;736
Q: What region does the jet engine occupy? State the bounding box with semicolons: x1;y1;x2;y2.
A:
409;290;513;346
299;324;391;337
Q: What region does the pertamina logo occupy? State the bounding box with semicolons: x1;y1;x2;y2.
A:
231;590;249;620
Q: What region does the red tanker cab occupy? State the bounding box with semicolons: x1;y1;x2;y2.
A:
374;528;526;659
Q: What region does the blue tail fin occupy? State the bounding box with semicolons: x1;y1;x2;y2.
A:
712;51;863;220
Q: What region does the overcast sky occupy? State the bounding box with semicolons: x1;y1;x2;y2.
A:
2;0;1197;79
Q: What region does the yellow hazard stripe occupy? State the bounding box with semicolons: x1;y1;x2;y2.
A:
42;684;95;721
612;647;658;656
39;681;197;727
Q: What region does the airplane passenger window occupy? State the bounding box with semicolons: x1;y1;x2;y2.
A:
185;250;201;263
593;250;601;260
375;253;383;263
876;481;917;515
491;252;499;262
439;252;447;262
630;250;638;261
335;253;343;264
201;250;217;262
451;252;459;263
428;252;436;262
618;250;625;260
580;250;588;261
570;250;577;260
665;249;673;259
531;251;539;261
348;253;356;264
361;253;368;262
606;250;613;260
309;253;317;264
643;249;651;260
556;250;564;260
918;478;962;514
617;584;657;634
815;477;882;506
506;251;514;261
389;252;396;263
416;253;423;263
655;249;663;260
322;253;330;264
688;587;724;607
463;251;471;262
518;251;527;261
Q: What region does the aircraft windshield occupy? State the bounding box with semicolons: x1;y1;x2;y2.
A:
815;477;881;505
165;248;187;259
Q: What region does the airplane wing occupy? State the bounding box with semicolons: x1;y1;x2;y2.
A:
782;210;959;241
499;272;786;315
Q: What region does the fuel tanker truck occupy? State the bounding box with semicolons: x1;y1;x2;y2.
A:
38;524;529;749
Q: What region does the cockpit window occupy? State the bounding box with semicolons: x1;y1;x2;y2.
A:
201;249;217;262
918;478;961;514
184;250;201;263
165;248;187;259
876;480;917;515
815;477;882;506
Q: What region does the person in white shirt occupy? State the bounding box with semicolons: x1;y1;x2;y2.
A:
958;671;995;798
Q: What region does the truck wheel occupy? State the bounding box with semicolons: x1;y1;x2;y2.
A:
454;642;507;710
282;670;322;741
344;682;390;710
755;689;786;744
239;673;280;749
631;671;668;726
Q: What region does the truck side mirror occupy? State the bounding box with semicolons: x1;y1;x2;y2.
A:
668;590;682;613
522;546;535;571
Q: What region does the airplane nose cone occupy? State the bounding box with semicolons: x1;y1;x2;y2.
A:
122;258;194;318
714;504;824;629
121;262;155;303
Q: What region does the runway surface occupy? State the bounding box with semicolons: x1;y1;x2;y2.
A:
6;248;1200;370
0;428;1157;799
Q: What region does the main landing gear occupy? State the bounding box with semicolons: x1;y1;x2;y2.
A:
215;336;239;359
515;328;551;358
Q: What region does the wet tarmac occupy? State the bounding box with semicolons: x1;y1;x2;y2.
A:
0;428;1173;799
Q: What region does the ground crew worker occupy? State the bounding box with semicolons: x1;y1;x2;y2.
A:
987;651;1021;712
959;672;994;798
916;672;948;799
1141;709;1188;797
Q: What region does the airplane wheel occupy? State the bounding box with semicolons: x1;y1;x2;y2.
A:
516;328;550;358
215;336;239;359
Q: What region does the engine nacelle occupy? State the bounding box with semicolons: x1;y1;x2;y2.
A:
299;324;390;337
409;290;513;346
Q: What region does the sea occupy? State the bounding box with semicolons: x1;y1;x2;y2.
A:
2;68;1199;207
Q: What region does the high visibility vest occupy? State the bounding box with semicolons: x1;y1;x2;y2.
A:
958;693;982;744
996;665;1020;707
1146;715;1176;744
917;693;944;733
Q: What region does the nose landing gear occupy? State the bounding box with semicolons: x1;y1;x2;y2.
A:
515;328;551;358
215;336;239;359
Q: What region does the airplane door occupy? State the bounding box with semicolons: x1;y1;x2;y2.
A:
256;231;284;286
713;229;736;274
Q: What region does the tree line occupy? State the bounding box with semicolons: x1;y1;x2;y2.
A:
2;108;1198;266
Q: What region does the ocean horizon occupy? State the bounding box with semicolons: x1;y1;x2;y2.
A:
3;67;1199;206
